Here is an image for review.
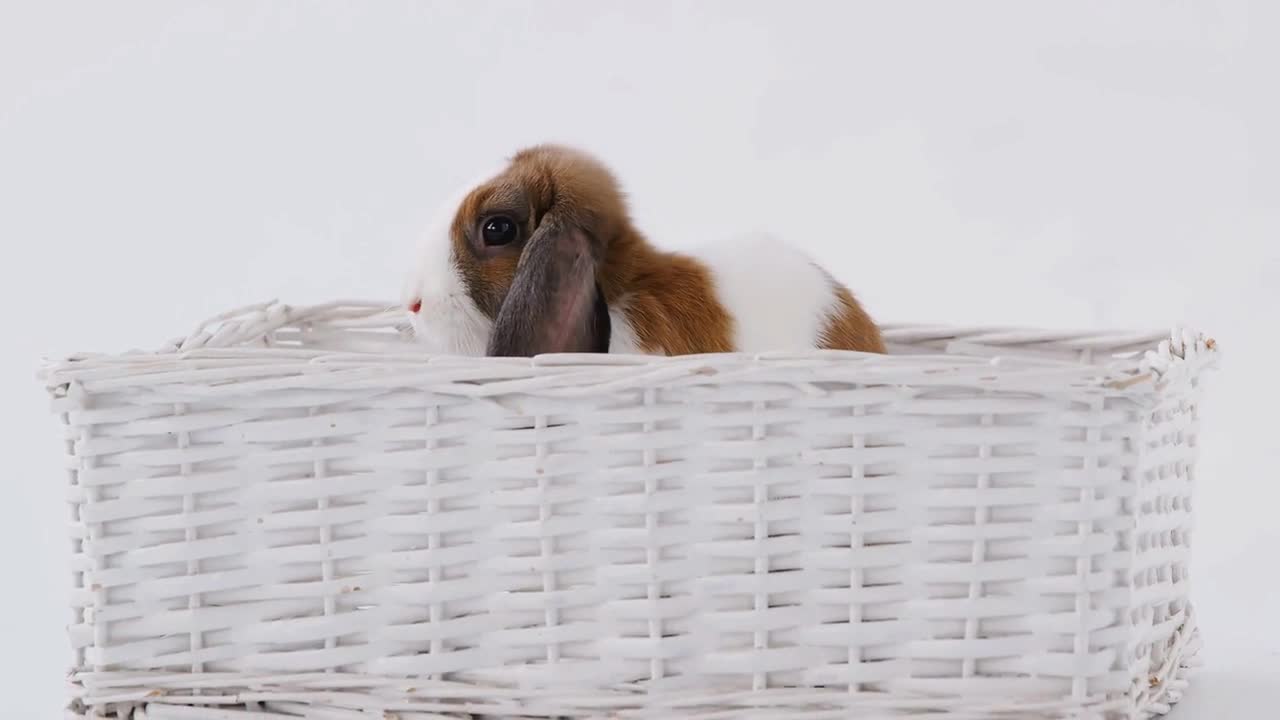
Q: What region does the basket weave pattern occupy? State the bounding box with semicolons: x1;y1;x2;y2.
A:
45;301;1215;719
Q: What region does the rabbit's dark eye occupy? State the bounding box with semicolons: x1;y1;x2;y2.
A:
481;216;519;246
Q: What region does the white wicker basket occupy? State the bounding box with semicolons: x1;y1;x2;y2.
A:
43;300;1217;720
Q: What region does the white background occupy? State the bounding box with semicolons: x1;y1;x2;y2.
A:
1;1;1274;715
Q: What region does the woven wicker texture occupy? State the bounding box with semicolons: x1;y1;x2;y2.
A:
44;301;1216;719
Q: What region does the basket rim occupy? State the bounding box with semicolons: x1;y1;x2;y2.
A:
40;299;1218;397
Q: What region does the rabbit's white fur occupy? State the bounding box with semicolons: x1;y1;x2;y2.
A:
686;233;844;353
401;169;501;356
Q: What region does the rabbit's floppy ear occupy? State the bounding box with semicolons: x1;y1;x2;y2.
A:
487;213;610;357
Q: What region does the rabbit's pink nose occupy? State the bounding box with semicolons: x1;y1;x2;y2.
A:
408;299;422;314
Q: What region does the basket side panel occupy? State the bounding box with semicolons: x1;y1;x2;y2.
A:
53;388;92;717
779;385;1150;707
62;371;1164;718
1124;377;1203;716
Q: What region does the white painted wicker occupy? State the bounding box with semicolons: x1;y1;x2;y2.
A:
43;300;1216;720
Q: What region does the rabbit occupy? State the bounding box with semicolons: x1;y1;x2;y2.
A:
401;144;885;357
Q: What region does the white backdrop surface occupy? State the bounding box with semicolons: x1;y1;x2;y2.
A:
1;2;1274;716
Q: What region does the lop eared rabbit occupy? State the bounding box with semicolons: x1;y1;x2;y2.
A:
403;144;884;357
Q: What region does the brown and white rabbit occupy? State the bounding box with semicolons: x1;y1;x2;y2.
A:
401;144;884;357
